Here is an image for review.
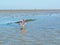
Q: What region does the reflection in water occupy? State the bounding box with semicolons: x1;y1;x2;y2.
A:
20;27;42;45
20;27;26;36
20;27;26;45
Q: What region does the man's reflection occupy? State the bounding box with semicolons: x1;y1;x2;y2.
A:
21;27;26;36
20;27;27;45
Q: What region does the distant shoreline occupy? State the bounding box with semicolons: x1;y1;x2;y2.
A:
0;9;60;13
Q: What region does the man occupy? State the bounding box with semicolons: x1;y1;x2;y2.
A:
20;19;25;28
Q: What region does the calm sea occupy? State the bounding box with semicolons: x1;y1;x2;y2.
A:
0;12;60;45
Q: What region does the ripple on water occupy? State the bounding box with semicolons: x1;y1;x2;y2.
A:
0;14;60;45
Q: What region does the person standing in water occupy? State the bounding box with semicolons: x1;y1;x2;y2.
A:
20;19;25;28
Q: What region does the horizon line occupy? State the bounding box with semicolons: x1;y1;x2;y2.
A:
0;9;60;13
0;9;60;10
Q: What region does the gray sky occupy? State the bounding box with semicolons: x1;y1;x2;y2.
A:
0;0;60;9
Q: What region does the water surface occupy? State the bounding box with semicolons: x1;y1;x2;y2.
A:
0;12;60;45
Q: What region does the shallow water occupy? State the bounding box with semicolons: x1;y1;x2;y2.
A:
0;12;60;45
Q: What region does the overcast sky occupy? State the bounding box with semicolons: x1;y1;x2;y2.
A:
0;0;60;10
